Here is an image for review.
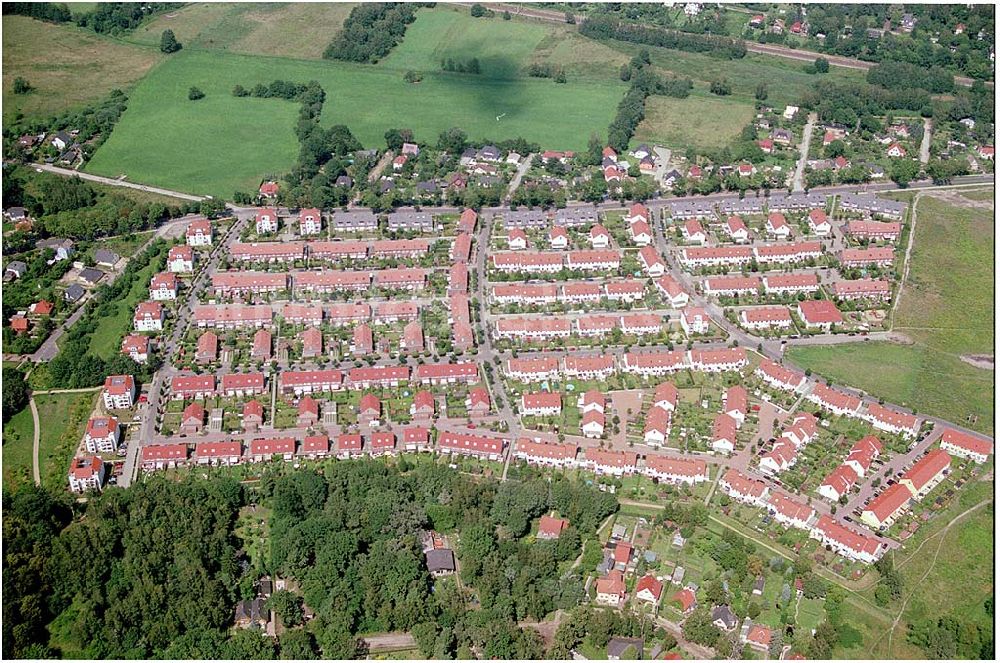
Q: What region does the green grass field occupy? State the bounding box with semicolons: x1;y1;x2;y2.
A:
635;92;756;152
788;192;995;435
2;15;163;121
2;403;35;492
128;2;357;60
381;7;551;79
36;392;97;491
86;48;625;197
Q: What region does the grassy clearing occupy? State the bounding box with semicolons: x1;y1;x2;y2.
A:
635;92;756;152
129;3;356;60
789;193;994;435
88;247;162;359
36;392;96;491
2;16;163;121
2;403;35;492
86;49;625;196
896;194;994;355
381;6;550;79
957;187;994;201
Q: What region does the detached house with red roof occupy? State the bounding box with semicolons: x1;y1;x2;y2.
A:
298;208;322;236
68;456;105;493
635;575;664;606
807;208;832;236
595;570;626;607
167;245;194;273
537;515;569;540
186;218;213;246
638;245;666;277
681;219;707;244
256;208;279;233
103;374;136;410
589;223;611;249
149;272;178;301
85;416;120;454
671;588;697;614
725;215;750;243
711;414;738;455
886;142;907;158
121;334;150;364
134;301;164;332
180;402;205;435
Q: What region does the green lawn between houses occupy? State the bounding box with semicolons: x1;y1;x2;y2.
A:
788;191;995;435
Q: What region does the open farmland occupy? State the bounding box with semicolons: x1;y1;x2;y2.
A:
86;48;625;197
789;191;995;435
2;15;162;121
128;2;356;60
635;92;756;152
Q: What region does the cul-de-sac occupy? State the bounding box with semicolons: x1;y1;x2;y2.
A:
2;2;994;660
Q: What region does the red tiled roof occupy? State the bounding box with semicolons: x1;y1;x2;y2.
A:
864;483;911;523
636;574;664;601
902;449;951;492
538;515;568;538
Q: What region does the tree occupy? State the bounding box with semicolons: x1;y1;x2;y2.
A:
815;57;830;73
267;590;304;627
503;10;511;20
160;29;182;54
188;87;205;101
710;79;732;95
470;4;486;18
755;82;768;101
555;69;567;84
565;11;576;24
404;70;422;83
278;630;318;659
2;370;29;423
12;77;32;94
891;160;920;186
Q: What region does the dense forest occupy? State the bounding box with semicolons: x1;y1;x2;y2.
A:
322;3;423;63
3;461;617;659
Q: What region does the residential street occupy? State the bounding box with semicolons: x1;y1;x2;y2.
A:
791;112;817;192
